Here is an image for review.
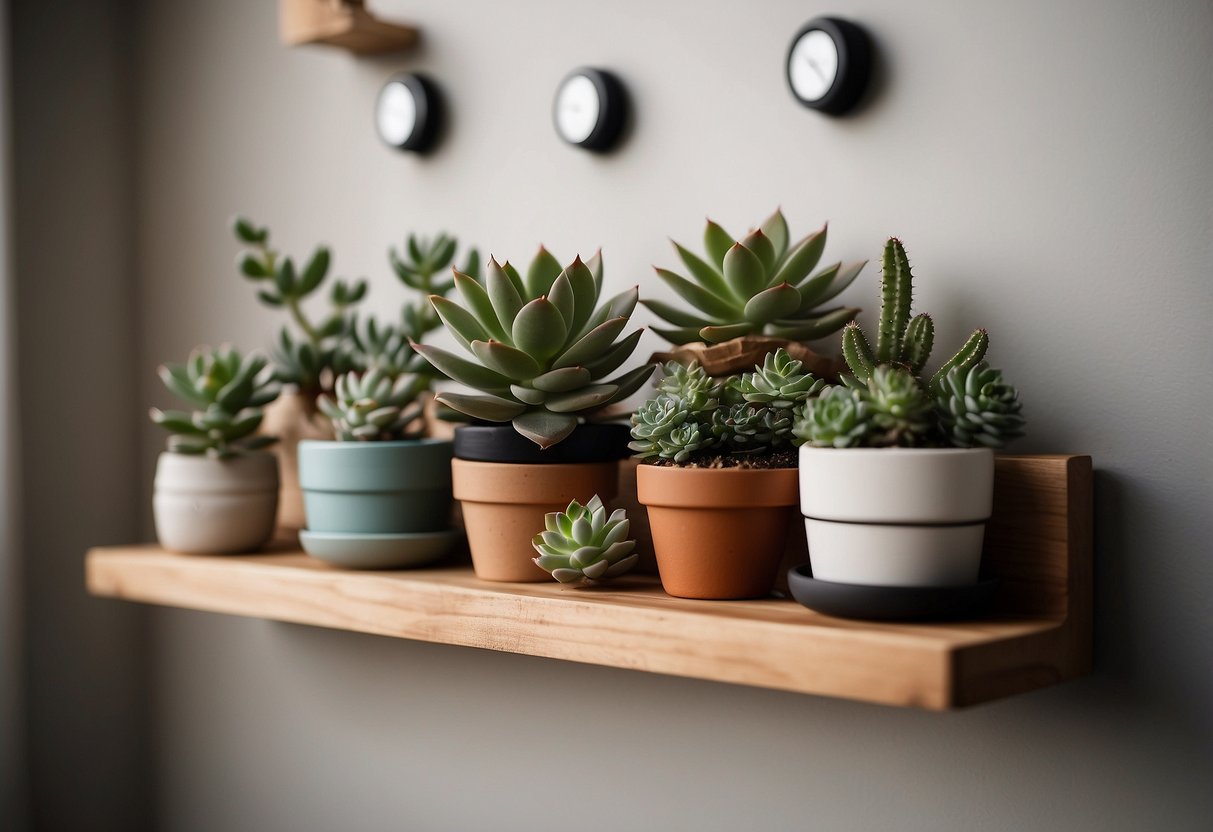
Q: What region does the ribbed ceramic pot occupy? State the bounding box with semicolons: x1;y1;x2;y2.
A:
452;458;620;582
298;439;454;534
799;446;995;587
153;451;279;554
636;465;800;600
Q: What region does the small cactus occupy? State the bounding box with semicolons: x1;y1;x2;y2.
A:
532;496;639;584
317;369;426;441
150;345;280;458
937;361;1025;448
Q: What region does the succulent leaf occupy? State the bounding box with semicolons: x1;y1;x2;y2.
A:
531;496;638;584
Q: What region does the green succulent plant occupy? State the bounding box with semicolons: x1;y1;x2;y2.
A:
734;348;826;407
389;232;481;355
840;237;988;391
317;368;426;442
350;316;428;378
631;349;821;462
412;249;655;448
793;385;872;448
150;345;280;458
642;208;866;345
531;495;639;584
795;238;1027;449
233;216;367;393
936;361;1025;448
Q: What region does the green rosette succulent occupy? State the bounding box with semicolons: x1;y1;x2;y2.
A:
628;396;717;463
734;348;825;408
865;365;933;446
412;249;655;448
937;361;1025;448
317;368;426;442
532;495;639;584
642;208;866;345
712;403;795;451
793;385;872;448
656;361;724;414
150;345;280;458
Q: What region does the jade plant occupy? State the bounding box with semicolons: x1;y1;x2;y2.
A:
794;238;1025;449
630;348;823;463
412;249;655;448
317;368;427;442
642;208;866;345
352;233;482;383
150;345;280;458
531;495;639;584
233;217;366;394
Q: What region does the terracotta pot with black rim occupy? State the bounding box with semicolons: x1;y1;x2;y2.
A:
452;422;630;582
636;464;800;599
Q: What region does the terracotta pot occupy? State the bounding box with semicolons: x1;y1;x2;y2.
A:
261;390;333;531
452;459;620;582
636;464;800;599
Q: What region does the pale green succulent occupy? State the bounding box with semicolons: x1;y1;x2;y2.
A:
628;396;718;463
655;361;724;414
234;216;367;394
150;345;280;458
317;369;426;442
793;385;872;448
413;250;654;448
712;403;795;451
350;316;429;379
532;496;639;584
389;232;481;354
863;365;934;446
733;348;825;408
642;208;865;345
937;361;1025;448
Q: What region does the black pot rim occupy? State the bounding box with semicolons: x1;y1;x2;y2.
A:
453;422;632;464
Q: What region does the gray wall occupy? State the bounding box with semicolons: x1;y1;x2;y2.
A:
9;1;150;830
36;0;1213;828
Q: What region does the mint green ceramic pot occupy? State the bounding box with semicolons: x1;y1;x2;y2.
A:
298;439;454;534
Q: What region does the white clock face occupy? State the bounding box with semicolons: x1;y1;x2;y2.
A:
555;74;601;144
376;81;418;146
788;29;840;102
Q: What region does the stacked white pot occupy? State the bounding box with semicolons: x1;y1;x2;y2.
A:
798;447;994;586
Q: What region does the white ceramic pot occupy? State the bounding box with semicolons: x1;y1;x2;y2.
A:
799;446;994;587
153;452;279;554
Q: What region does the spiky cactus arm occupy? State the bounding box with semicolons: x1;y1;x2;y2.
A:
928;328;989;397
841;322;876;383
901;313;934;375
876;238;913;363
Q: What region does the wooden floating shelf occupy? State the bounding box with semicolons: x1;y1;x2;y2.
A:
86;456;1092;710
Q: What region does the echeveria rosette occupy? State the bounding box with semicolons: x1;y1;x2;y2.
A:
628;395;717;463
413;250;655;448
792;385;872;448
150;345;280;459
350;316;430;380
532;495;639;584
642;208;866;345
655;361;724;414
936;361;1025;448
865;365;934;447
317;368;426;442
733;347;826;408
712;403;795;452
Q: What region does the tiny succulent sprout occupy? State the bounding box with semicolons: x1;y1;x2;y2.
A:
642;208;865;345
793;385;872;448
936;361;1025;448
317;369;426;442
531;496;639;584
150;345;280;458
412;248;654;449
734;348;825;408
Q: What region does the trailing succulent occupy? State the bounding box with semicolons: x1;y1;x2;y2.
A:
642;208;866;345
150;345;280;458
630;348;823;463
317;368;426;442
531;495;639;584
412;249;654;448
794;238;1025;449
233;216;366;393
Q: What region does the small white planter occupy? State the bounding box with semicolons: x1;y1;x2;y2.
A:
153;452;279;554
799;446;994;587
